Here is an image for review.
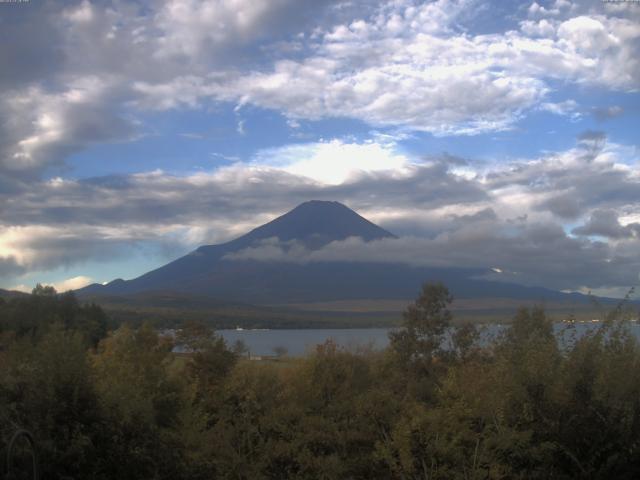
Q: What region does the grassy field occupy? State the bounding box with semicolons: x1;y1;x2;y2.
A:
88;291;625;329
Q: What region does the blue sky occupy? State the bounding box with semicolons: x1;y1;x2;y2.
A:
0;0;639;296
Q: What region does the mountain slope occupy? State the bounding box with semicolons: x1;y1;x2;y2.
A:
0;288;29;300
79;200;395;297
77;200;601;306
229;200;396;247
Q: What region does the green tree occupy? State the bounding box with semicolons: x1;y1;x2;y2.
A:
0;288;107;346
389;282;453;400
0;325;102;479
390;282;453;363
91;323;186;479
177;321;237;405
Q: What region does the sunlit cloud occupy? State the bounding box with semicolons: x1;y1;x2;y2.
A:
252;139;410;185
9;275;94;294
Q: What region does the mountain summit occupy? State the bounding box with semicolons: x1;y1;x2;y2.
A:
203;200;395;253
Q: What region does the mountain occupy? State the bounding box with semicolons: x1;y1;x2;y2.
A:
225;200;396;247
79;200;396;299
77;200;601;308
0;288;28;300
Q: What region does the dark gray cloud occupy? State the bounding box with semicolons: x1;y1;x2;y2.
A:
0;79;138;180
329;162;489;214
0;256;25;278
0;3;65;89
450;207;498;224
224;221;640;291
485;132;639;221
0;161;486;228
539;193;583;220
573;209;640;239
380;207;499;239
534;167;640;218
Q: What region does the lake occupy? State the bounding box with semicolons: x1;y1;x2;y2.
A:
217;322;640;357
218;328;391;356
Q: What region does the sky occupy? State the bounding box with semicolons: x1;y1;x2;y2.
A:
0;0;639;297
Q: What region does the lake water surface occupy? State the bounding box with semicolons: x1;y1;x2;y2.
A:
218;328;390;356
218;322;640;357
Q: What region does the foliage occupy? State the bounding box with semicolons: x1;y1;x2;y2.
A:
390;282;453;364
2;283;640;478
0;286;108;346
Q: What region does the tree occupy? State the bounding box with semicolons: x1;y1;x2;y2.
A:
177;321;237;406
0;287;107;345
451;321;480;362
232;339;249;357
91;323;185;479
389;282;453;366
0;325;102;479
31;284;56;296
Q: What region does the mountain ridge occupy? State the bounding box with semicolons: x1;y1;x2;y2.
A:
0;288;29;299
77;201;613;308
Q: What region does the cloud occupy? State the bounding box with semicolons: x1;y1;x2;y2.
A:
539;99;581;118
0;222;166;279
1;0;638;183
486;132;639;221
48;275;94;293
9;275;94;294
572;209;640;239
0;138;487;232
252;139;410;184
211;0;550;135
0;256;25;279
132;2;640;135
527;0;572;18
152;0;339;61
0;3;65;89
1;0;338;177
0;77;136;178
223;221;640;291
1;133;638;292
